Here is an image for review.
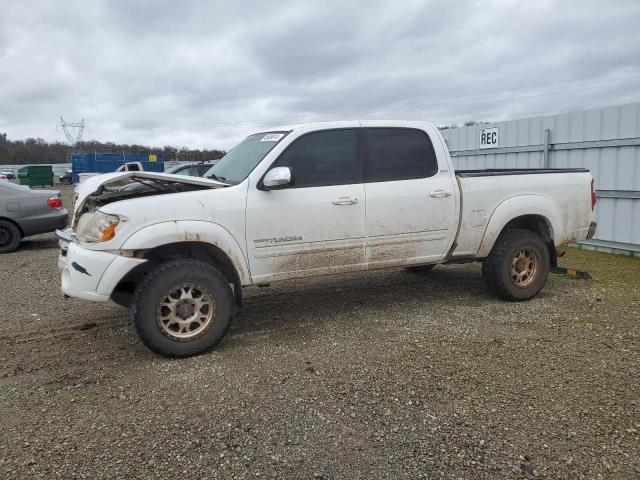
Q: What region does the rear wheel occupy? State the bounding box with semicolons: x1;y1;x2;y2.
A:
131;259;234;357
482;229;549;301
0;220;22;253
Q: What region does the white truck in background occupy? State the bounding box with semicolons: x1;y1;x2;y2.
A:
57;121;597;357
115;161;144;173
77;162;145;184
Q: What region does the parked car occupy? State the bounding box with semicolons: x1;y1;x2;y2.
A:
57;121;596;357
0;182;68;253
0;168;15;180
59;169;73;184
165;161;218;177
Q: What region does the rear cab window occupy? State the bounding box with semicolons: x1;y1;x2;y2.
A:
364;128;437;182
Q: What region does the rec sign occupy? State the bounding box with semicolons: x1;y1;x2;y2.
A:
479;127;499;149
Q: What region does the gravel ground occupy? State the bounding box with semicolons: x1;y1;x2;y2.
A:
0;185;639;479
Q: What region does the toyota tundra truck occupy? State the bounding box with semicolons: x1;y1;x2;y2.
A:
56;121;597;357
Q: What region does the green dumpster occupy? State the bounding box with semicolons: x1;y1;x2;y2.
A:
17;165;54;187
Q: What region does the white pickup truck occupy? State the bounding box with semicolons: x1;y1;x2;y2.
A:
57;121;597;357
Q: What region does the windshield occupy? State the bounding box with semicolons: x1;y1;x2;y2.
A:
205;131;289;184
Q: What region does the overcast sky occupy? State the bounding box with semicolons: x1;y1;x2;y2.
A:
1;0;639;150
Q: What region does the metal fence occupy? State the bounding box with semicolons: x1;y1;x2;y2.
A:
441;102;640;255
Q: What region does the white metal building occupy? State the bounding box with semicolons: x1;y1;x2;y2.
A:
441;103;640;255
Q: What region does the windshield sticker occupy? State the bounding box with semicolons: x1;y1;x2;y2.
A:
260;133;284;142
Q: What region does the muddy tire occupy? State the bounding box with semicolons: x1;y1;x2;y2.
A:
482;229;549;301
0;220;22;254
131;259;234;357
406;264;435;274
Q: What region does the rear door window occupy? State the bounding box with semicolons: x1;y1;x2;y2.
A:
272;129;358;188
364;128;437;182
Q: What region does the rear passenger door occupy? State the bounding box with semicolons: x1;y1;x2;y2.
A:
362;126;457;267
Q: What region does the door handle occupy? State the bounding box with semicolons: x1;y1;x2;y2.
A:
429;190;452;198
332;196;359;206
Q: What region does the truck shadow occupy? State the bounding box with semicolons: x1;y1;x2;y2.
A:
17;232;59;251
229;265;492;339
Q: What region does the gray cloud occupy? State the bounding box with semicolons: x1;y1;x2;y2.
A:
1;0;639;150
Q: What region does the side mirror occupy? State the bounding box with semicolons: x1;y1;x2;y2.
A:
262;167;292;189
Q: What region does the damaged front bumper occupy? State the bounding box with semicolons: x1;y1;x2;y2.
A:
56;229;146;302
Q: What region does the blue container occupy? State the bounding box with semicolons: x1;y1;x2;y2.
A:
71;152;165;183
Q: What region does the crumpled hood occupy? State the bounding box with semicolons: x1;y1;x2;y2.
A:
73;171;228;215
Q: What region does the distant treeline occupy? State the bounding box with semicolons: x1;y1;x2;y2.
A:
0;132;226;165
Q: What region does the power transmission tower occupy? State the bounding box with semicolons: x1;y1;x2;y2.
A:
58;117;86;147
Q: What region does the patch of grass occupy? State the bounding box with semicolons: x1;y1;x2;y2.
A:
558;247;640;286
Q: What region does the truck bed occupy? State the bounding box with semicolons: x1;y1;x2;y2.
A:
450;169;594;258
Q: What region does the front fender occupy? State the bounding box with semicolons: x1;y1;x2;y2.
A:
120;220;251;285
477;195;558;257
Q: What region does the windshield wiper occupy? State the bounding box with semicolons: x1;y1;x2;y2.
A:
208;173;228;183
130;177;168;192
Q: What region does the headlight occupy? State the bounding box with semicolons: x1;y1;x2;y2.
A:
76;212;120;243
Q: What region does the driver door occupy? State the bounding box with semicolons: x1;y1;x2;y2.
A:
245;129;366;283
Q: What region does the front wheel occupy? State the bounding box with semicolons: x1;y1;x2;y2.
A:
131;260;234;357
482;229;550;301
